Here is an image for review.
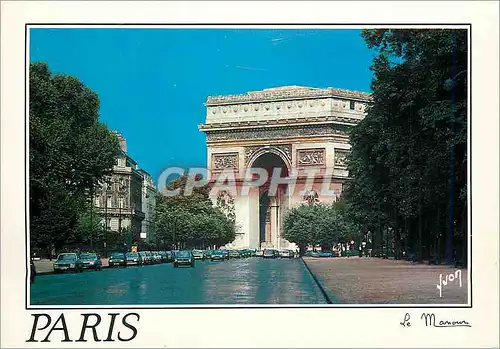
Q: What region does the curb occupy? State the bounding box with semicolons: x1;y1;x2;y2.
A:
300;257;333;304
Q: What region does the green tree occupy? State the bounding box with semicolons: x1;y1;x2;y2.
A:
30;62;121;253
152;176;235;249
345;29;467;264
283;201;356;255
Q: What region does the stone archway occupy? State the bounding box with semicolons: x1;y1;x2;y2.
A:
200;86;369;250
250;151;289;249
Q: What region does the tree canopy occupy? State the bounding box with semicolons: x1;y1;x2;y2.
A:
282;200;357;254
152;176;236;249
344;29;468;264
30;62;121;252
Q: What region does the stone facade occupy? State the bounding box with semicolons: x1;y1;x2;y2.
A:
199;86;369;250
140;169;157;244
94;133;146;247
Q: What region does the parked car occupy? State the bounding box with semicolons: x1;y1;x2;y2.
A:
109;252;126;267
125;252;142;266
146;251;156;264
80;253;102;271
279;250;294;259
263;249;278;259
138;251;152;265
157;251;168;263
173;250;195;268
165;251;173;262
30;259;36;283
211;250;229;261
318;251;334;258
305;250;320;257
152;251;162;264
53;253;82;273
192;250;205;260
228;250;241;259
255;250;264;257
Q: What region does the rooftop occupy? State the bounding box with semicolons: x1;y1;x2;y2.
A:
205;86;371;106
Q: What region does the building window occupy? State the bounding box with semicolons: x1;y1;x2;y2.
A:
94;197;100;207
349;101;355;110
107;195;112;208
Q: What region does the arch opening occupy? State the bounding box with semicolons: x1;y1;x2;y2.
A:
251;151;289;248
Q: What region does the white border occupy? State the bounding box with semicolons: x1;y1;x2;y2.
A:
1;1;498;348
24;23;473;310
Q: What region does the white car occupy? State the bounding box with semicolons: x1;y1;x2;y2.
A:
255;250;264;257
279;250;293;259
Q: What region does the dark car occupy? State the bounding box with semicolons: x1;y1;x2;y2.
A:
125;252;142;266
30;259;36;283
53;253;83;273
318;251;334;258
138;251;152;265
152;251;162;264
263;249;278;259
305;250;320;257
210;250;228;261
80;253;102;271
173;250;194;268
109;252;126;267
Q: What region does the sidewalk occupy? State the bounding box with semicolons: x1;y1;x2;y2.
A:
34;258;109;274
303;257;468;304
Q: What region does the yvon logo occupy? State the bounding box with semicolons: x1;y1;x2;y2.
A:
436;270;462;298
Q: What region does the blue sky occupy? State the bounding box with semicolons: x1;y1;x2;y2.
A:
30;28;375;183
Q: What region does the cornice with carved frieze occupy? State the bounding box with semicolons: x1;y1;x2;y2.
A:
198;115;360;132
205;86;371;106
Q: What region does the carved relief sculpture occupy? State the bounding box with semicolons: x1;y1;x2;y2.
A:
297;148;326;166
334;150;349;167
244;145;292;167
212;153;239;170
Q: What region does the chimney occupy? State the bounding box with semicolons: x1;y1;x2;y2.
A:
113;131;127;153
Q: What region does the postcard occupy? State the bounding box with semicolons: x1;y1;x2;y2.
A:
1;1;499;348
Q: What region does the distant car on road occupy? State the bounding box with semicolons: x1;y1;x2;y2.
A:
263;249;278;259
80;253;102;271
305;250;320;257
255;250;264;257
192;250;205;260
173;250;195;268
109;252;126;267
318;251;334;258
211;250;229;261
165;251;173;262
53;253;82;273
279;250;294;259
139;251;152;265
152;251;162;264
228;250;241;259
125;252;142;266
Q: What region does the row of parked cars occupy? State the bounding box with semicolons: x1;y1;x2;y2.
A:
109;251;174;267
53;252;103;273
304;250;337;258
47;247;301;274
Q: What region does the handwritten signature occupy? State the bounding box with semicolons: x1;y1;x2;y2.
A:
400;313;471;328
437;270;462;298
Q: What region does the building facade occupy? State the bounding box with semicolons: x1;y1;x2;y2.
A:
199;86;370;250
94;133;145;247
140;169;157;244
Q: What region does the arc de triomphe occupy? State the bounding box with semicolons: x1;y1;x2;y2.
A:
199;86;370;250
